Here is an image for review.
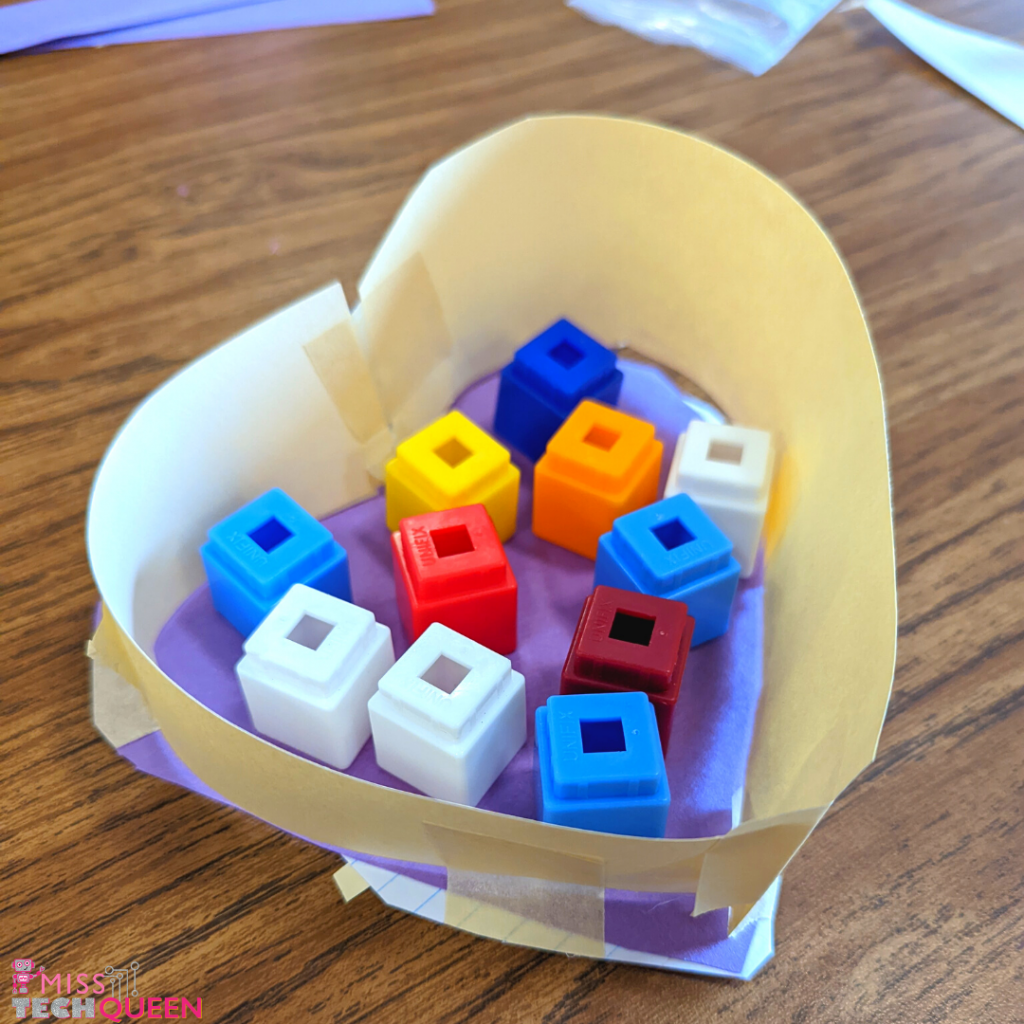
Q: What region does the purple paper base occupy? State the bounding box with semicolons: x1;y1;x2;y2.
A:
126;360;765;966
37;0;435;51
2;0;257;54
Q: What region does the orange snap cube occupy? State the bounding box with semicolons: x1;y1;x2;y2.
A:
532;400;663;559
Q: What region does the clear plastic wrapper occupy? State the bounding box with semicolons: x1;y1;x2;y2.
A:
567;0;840;75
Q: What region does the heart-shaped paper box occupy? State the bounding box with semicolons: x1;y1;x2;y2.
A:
86;115;895;973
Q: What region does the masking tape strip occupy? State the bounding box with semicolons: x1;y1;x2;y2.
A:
444;895;606;958
333;863;370;901
387;356;457;446
90;658;159;749
694;806;825;917
303;254;455;475
303;314;394;482
339;857;776;970
356;251;455;442
423;821;606;888
444;892;605;957
446;868;605;946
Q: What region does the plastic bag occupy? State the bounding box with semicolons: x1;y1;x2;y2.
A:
566;0;841;75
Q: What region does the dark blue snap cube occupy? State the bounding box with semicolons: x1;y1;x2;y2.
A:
493;319;623;461
535;691;670;837
200;488;351;636
594;493;740;646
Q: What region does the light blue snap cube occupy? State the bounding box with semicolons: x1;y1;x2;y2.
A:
594;493;740;646
535;691;670;837
493;319;623;461
200;488;351;636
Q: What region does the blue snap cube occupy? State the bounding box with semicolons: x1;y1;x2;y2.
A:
594;493;740;646
493;319;623;461
535;692;670;837
200;488;351;636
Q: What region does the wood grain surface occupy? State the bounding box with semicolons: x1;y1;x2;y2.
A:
3;1;1023;1020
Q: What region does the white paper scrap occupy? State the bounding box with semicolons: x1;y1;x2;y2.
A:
862;0;1024;131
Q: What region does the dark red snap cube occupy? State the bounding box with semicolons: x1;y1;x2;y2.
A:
391;503;517;654
560;585;694;752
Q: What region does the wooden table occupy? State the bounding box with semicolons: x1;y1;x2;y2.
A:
3;1;1023;1019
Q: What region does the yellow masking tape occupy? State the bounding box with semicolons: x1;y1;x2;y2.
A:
443;893;605;958
333;863;371;901
694;807;825;917
446;869;605;944
303;317;394;480
424;822;606;889
356;251;455;443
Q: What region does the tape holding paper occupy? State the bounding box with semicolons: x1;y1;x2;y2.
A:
333;863;371;901
85;115;896;928
303;307;395;482
302;255;460;480
356;251;457;445
445;869;606;956
91;658;159;749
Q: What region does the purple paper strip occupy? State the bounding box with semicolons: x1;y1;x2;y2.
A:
127;360;765;965
0;0;265;54
38;0;434;51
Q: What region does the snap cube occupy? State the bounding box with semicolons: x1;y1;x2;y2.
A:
665;421;774;578
594;493;740;646
367;622;526;805
493;318;624;461
201;487;351;636
391;504;517;654
560;586;694;752
535;691;670;837
385;410;520;542
532;400;663;559
235;584;394;770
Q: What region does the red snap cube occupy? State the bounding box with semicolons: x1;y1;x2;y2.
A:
391;504;518;654
560;585;694;752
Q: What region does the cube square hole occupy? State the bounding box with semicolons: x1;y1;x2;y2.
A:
608;610;656;647
434;437;473;468
652;518;694;552
707;440;745;465
430;524;475;559
549;339;585;369
286;614;335;651
580;718;627;753
583;424;620;451
421;654;471;694
248;516;294;554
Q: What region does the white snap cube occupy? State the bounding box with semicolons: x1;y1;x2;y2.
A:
235;584;394;770
665;421;774;578
367;622;526;806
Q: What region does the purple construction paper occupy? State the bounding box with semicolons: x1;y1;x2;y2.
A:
604;888;744;970
0;0;262;53
34;0;433;52
134;360;765;964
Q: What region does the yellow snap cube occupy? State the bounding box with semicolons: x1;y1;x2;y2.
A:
385;411;521;541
